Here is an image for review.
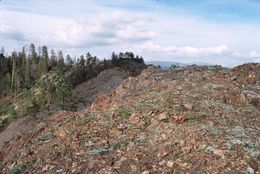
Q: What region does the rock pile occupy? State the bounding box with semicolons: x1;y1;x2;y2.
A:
0;64;259;173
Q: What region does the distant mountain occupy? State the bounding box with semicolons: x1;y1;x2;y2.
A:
146;61;213;69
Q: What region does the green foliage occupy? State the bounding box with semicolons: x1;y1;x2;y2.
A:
57;50;65;73
78;97;92;105
0;44;146;133
82;115;93;124
82;112;96;124
11;163;27;174
0;101;13;116
111;52;144;66
16;90;40;118
54;79;76;111
170;64;180;70
116;106;131;119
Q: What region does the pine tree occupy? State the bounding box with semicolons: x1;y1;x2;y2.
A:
86;52;92;65
49;49;57;70
42;46;49;72
55;79;75;111
57;50;65;72
0;50;5;75
79;55;85;66
0;47;5;55
4;73;12;94
29;43;38;64
111;52;118;65
66;54;73;67
93;56;97;65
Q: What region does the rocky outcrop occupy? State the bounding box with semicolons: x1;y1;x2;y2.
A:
229;63;260;109
73;67;129;103
230;63;260;85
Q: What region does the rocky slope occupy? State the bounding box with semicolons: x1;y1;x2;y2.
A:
73;67;130;103
0;63;259;173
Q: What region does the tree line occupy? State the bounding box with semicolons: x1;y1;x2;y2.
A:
0;44;145;129
0;43;99;98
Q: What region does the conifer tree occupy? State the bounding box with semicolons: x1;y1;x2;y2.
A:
66;54;73;67
42;46;49;72
5;73;12;94
55;79;75;111
29;43;38;64
111;52;118;65
79;55;85;66
86;52;92;65
49;49;57;69
58;50;65;72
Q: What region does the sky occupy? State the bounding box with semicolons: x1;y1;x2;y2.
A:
0;0;260;66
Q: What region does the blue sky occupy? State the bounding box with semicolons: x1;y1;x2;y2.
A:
0;0;260;66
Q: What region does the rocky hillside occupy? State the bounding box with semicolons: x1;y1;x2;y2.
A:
73;68;130;103
0;58;146;131
0;63;259;173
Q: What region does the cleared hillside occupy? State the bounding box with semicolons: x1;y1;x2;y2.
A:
0;63;259;173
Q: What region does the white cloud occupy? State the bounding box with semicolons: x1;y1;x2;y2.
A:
141;42;232;57
39;12;155;48
249;51;260;58
137;41;260;66
0;20;11;33
0;1;260;66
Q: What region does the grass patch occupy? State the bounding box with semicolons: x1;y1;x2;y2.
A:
82;112;97;124
11;163;27;174
116;106;131;120
82;116;93;124
78;97;92;105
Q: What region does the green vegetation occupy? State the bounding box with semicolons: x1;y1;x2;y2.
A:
54;79;76;111
82;116;93;125
111;51;144;65
11;163;27;174
116;106;131;120
82;112;97;124
0;45;145;132
170;64;180;70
